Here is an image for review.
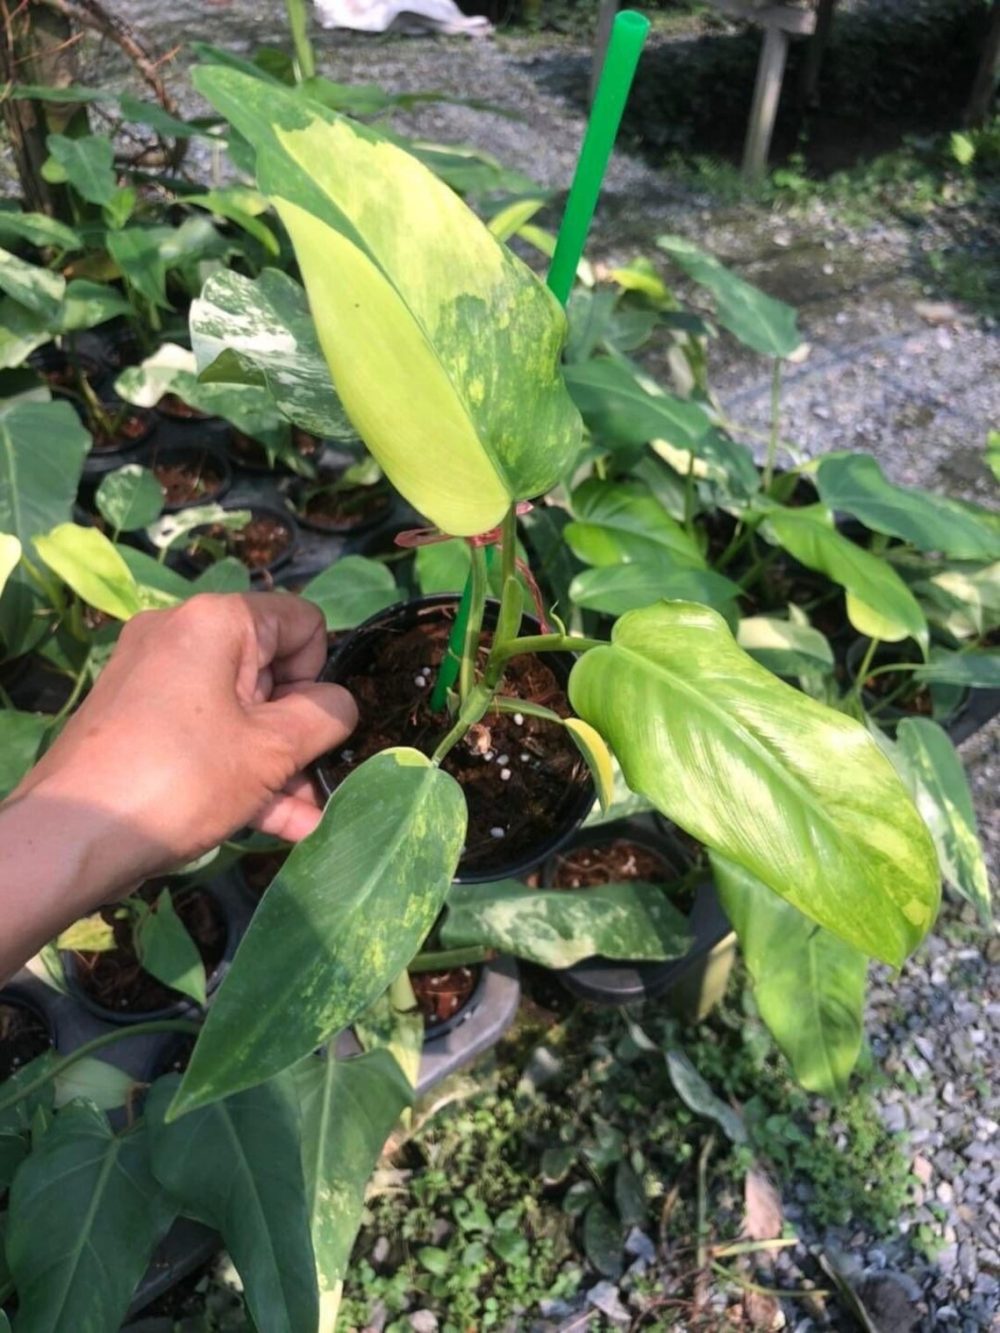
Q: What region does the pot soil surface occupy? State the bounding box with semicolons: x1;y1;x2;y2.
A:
151;450;226;507
229;428;322;470
0;1001;53;1080
187;513;293;571
296;477;391;531
157;393;210;421
70;885;227;1014
318;619;589;876
90;408;152;452
551;839;696;915
410;966;479;1024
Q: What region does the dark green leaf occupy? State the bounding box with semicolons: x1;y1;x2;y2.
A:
45;134;116;206
135;890;207;1006
914;649;1000;688
6;1103;174;1333
58;280;132;331
565;479;705;570
170;749;466;1116
147;1073;318;1333
106;228;168;309
0;710;49;799
440;879;691;968
568;601;939;966
712;854;867;1097
762;503;927;649
582;1200;623;1278
665;1049;747;1143
816;453;1000;562
193;557;251;595
300;557;399;631
564;358;712;452
570;563;740;617
658;236;801;358
95;465;164;532
614;1160;647;1228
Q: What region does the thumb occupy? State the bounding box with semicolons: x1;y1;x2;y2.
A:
253;681;358;770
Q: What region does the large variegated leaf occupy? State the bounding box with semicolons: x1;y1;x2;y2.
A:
892;718;990;925
657;236;801;359
191;65;581;537
33;523;143;621
6;1104;175;1333
0;247;65;320
170;749;466;1117
761;504;928;649
147;1073;318;1333
711;854;867;1098
565;479;705;569
191;268;353;439
293;1049;412;1331
440;879;691;968
916;561;1000;640
816;453;1000;562
568;602;939;966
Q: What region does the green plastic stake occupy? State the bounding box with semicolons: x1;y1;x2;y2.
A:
546;9;650;307
430;16;648;715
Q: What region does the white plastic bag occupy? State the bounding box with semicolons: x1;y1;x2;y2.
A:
313;0;492;36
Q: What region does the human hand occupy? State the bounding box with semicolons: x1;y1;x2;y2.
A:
8;592;356;901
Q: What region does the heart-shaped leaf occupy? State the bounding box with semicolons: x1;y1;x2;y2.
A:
33;523;143;621
440;878;691;968
95;465;164;533
300;556;399;631
134;890;207;1006
761;503;928;649
570;563;740;618
147;1073;318;1333
6;1104;174;1333
816;453;1000;562
658;235;801;359
563;357;712;452
565;479;706;570
568;601;939;966
45;133;116;205
711;854;867;1098
169;749;466;1117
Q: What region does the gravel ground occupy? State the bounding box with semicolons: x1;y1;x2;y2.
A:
6;9;999;1326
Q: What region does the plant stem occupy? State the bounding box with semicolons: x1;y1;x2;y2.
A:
763;358;782;491
488;632;605;669
408;945;492;973
458;545;488;704
431;684;492;766
695;1132;715;1274
501;505;517;590
51;650;92;724
852;637;882;704
283;0;316;80
0;1019;202;1114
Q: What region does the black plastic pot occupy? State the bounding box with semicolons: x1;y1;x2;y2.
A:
80;407;158;480
545;816;732;1009
61;885;237;1026
947;686;1000;745
0;987;55;1079
315;595;595;883
286;474;394;537
846;636;968;736
146;443;233;514
180;503;299;579
226;426;326;476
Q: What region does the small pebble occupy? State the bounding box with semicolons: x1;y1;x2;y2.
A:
500;768;511;781
513;712;524;725
520;752;530;762
413;675;426;688
496;753;509;765
490;826;505;839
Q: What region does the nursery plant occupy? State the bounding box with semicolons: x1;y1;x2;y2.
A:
1;53;997;1333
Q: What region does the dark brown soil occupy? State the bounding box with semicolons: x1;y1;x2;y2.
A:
187;513;294;571
239;850;289;900
0;1001;53;1080
297;478;391;531
410;966;479;1024
157;392;209;421
229;427;322;470
318;616;589;876
862;668;934;717
69;884;227;1015
151;450;225;507
551;839;696;915
31;349;102;388
90;407;152;452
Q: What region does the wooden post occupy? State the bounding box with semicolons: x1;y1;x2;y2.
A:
589;0;620;106
965;0;1000;128
799;0;838;108
742;21;789;180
